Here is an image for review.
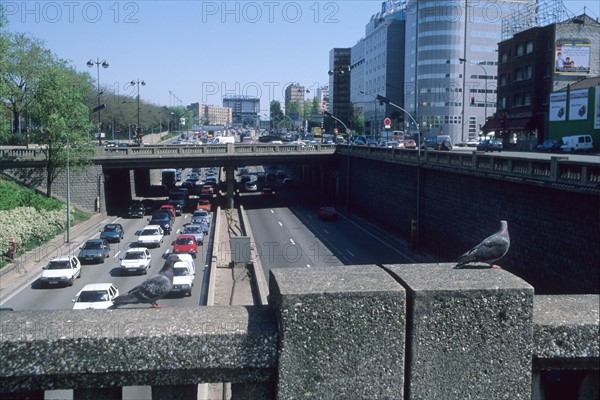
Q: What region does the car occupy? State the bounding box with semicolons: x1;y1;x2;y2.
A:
240;174;251;184
560;135;593;153
119;248;152;275
379;140;402;148
403;139;417;149
99;223;124;243
245;181;258;191
72;283;119;309
127;202;145;218
159;204;177;219
137;225;164;248
319;206;338;221
536;139;563;153
149;210;173;235
422;135;453;150
171;234;199;258
196;199;212;212
78;239;111;264
170;256;196;297
477;139;503;152
465;138;482;147
40;256;82;287
353;139;366;146
192;209;212;226
261;187;277;197
201;185;214;195
182;224;205;244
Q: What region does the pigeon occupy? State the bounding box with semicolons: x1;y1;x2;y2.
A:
110;254;178;308
454;221;510;269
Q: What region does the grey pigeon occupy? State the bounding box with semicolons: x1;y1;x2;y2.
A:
110;255;178;308
454;221;510;269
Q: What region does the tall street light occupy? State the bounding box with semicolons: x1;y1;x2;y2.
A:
130;79;146;144
324;111;351;210
459;57;489;123
374;95;422;251
87;58;109;145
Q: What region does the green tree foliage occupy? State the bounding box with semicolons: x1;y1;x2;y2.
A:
31;64;94;196
0;11;9;142
1;32;57;141
270;100;284;130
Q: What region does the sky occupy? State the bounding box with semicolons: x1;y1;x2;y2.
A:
4;1;599;114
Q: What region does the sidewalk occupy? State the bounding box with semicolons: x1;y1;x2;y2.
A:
0;212;108;306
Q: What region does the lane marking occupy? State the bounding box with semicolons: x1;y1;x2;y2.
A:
290;239;295;245
278;221;283;227
306;264;311;268
346;249;355;257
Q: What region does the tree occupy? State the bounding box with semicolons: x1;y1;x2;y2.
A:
31;64;94;196
270;101;284;130
1;33;57;142
0;10;10;142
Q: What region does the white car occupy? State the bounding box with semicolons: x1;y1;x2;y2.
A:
245;181;258;191
137;225;164;248
39;256;82;287
170;254;196;297
72;283;119;309
120;248;152;275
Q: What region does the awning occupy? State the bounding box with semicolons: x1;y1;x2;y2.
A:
482;117;535;132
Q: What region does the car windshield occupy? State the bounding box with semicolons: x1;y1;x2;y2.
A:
124;252;145;260
176;237;194;245
184;227;201;234
83;241;102;249
46;261;70;270
173;267;189;276
77;291;109;302
103;225;119;232
151;213;169;221
141;229;159;236
194;211;208;217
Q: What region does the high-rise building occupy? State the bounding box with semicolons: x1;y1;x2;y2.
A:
328;48;352;131
403;0;535;144
222;95;260;127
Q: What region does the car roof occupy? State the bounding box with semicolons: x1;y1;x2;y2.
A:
176;234;196;239
125;247;149;252
143;225;162;230
78;283;115;292
85;239;105;243
51;255;73;261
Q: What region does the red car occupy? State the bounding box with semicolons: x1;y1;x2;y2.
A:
196;199;212;212
261;187;277;197
319;206;338;221
171;234;199;258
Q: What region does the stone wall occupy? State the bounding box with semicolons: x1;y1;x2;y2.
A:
342;156;600;294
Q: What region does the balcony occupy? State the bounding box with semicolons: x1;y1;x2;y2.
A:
1;265;598;399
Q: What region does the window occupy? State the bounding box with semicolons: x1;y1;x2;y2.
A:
526;41;533;53
516;43;525;56
499;74;507;86
501;52;508;64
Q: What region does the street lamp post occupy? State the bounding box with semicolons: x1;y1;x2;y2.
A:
459;58;489;135
324;111;351;209
66;134;71;243
373;95;422;250
87;58;109;146
130;79;146;144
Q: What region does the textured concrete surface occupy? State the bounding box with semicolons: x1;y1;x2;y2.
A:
269;265;406;399
533;294;600;369
0;306;277;393
386;263;534;400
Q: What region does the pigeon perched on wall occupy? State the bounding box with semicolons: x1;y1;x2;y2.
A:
454;221;510;269
110;255;178;308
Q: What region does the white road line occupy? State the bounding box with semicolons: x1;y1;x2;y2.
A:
290;239;295;245
270;209;274;214
278;221;283;227
346;249;355;257
306;264;311;268
323;229;329;235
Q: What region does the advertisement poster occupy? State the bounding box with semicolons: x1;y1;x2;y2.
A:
549;92;567;121
569;89;589;120
555;44;591;75
594;86;600;130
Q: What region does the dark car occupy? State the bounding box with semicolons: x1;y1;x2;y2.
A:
99;223;124;243
536;139;562;153
127;202;145;218
149;211;173;235
319;206;338;221
78;239;110;264
261;187;277;197
477;139;503;152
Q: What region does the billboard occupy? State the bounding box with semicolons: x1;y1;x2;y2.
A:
555;43;591;75
549;92;567;121
568;89;589;121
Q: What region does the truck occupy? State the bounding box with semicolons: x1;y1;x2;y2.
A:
161;169;177;189
209;136;235;144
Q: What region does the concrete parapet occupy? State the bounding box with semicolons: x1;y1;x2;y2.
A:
386;263;534;400
533;294;600;370
268;265;406;399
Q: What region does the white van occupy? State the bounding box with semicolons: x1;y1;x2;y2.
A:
170;254;196;297
560;135;593;153
209;136;235;144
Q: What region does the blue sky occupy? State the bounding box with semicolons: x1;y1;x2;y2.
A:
5;1;599;113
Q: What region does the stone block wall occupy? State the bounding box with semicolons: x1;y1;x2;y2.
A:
342;156;600;294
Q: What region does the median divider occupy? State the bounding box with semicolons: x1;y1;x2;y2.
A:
239;205;269;306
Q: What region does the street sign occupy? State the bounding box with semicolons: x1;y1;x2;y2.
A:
384;117;392;129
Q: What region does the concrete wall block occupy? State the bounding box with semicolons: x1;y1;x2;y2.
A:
386;263;534;400
269;265;406;399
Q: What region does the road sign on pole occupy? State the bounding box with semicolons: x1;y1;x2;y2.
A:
384;117;392;129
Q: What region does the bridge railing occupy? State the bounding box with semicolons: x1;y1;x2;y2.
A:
338;146;600;190
1;265;597;399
